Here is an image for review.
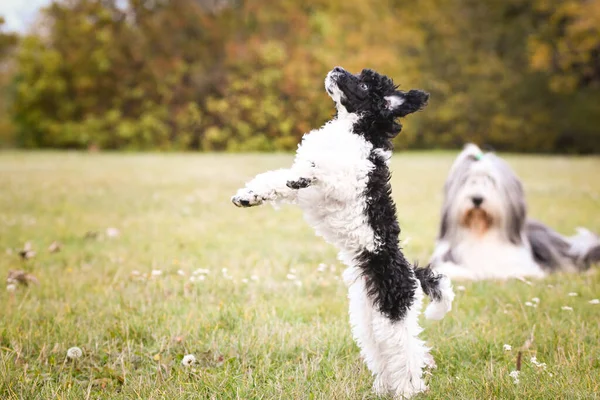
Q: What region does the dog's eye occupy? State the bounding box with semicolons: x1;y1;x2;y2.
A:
359;83;369;91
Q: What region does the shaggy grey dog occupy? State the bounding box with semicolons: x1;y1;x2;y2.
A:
430;144;600;280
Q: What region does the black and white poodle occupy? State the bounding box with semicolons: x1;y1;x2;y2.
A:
231;67;454;398
431;143;600;280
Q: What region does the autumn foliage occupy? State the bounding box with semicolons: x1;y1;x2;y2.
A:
0;0;599;152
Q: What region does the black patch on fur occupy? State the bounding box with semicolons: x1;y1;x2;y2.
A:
331;68;428;150
356;151;417;321
585;245;600;266
414;266;443;302
286;178;312;189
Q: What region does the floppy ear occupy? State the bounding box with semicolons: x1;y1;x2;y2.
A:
385;89;429;117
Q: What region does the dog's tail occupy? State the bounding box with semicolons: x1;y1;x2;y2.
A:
568;227;600;268
414;266;455;320
526;220;600;272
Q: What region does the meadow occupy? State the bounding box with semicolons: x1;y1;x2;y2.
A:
1;151;599;399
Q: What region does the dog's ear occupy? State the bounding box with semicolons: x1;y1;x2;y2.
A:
385;90;429;117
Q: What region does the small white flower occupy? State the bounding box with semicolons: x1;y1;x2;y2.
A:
509;370;520;384
286;273;296;280
177;269;186;276
547;284;554;288
531;297;540;304
181;354;196;367
66;347;83;359
151;269;162;276
106;227;120;238
131;270;141;276
530;356;547;369
242;278;249;284
456;285;466;292
6;283;17;292
561;306;573;311
525;301;533;307
250;275;259;281
503;344;512;351
221;268;228;274
589;299;599;304
294;280;302;287
193;268;210;275
568;292;578;297
289;268;296;274
317;263;327;272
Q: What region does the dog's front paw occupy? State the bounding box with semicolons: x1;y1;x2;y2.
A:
231;189;264;208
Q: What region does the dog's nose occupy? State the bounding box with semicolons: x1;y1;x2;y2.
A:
332;66;345;73
471;196;484;207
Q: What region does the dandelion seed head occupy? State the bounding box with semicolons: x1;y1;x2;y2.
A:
106;227;120;238
509;370;520;384
181;354;196;366
66;347;83;359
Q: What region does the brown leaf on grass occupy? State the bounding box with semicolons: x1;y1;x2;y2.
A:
7;270;39;286
84;231;99;239
18;242;36;260
48;241;61;253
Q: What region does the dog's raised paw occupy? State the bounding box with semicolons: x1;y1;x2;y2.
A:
231;189;263;208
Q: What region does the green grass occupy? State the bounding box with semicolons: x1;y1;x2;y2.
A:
1;151;599;399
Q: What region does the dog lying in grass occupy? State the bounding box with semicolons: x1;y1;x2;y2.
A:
231;66;454;398
430;143;600;280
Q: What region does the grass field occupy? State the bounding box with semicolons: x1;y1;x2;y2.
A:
1;151;599;399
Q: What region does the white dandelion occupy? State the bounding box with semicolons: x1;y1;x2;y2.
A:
589;299;599;304
561;306;573;311
193;268;210;275
503;344;512;351
181;354;196;367
530;356;547;369
66;347;83;359
106;227;120;238
509;370;520;384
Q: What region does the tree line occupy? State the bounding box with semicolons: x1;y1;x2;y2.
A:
0;0;599;153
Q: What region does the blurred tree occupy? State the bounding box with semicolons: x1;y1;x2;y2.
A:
0;17;18;146
8;0;600;152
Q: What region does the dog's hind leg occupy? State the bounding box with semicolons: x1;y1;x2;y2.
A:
343;267;384;390
231;168;313;208
371;285;429;399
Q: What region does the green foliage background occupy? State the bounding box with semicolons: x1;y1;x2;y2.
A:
0;0;599;152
